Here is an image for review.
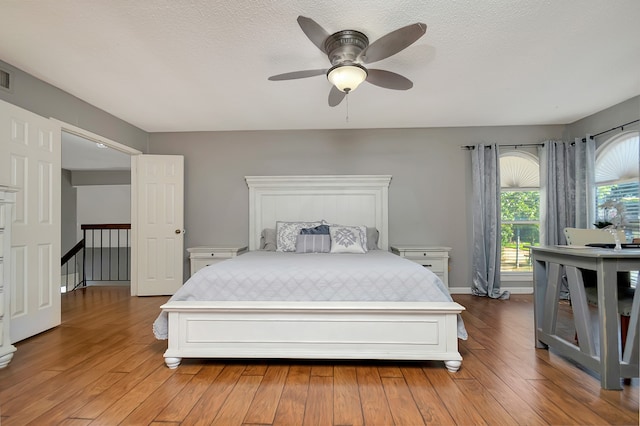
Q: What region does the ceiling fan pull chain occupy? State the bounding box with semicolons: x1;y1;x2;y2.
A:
346;92;349;123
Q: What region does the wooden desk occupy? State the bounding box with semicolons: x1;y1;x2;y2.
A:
530;245;639;390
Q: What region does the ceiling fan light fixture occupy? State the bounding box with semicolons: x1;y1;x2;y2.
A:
327;64;367;93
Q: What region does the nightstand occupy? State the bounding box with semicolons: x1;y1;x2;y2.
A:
187;246;248;276
390;245;451;287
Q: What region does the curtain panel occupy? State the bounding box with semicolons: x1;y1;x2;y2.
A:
470;144;509;299
539;137;595;246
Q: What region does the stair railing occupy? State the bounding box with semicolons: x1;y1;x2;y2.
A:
61;238;85;292
81;224;131;284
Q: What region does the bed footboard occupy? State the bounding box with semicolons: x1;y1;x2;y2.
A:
161;301;464;371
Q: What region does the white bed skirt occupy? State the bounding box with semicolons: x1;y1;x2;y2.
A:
161;300;465;372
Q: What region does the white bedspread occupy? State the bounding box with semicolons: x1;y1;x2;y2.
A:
153;250;467;340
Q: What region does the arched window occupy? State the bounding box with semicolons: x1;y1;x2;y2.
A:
595;131;640;240
500;151;540;274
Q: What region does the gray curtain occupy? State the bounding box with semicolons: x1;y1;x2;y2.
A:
574;136;596;229
471;144;509;299
539;137;595;246
539;137;595;298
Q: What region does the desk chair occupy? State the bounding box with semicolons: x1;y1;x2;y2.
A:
563;227;634;350
563;227;626;246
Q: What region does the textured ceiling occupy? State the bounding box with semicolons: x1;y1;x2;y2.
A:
1;0;639;133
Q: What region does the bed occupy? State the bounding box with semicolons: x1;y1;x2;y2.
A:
154;175;467;371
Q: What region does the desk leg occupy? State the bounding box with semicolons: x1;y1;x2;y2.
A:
541;262;562;334
533;259;546;348
565;266;596;356
533;258;557;349
622;284;639;365
597;258;622;390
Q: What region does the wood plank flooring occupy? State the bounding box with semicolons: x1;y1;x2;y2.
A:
0;287;637;425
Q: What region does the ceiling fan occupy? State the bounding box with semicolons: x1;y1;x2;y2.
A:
268;16;427;107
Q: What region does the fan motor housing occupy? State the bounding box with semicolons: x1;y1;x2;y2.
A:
324;30;369;65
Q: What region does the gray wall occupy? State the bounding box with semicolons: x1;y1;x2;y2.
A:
61;169;77;254
565;95;640;146
149;125;564;290
0;60;148;152
76;185;131;243
71;170;131;186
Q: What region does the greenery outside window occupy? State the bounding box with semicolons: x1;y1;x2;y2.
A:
500;152;540;274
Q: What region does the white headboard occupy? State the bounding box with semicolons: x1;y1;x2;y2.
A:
245;175;392;251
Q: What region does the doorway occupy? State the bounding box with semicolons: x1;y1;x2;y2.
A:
59;125;141;292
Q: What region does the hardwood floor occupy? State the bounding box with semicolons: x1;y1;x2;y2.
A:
0;287;637;425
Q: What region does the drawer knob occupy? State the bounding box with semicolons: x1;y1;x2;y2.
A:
425;264;432;267
210;253;215;256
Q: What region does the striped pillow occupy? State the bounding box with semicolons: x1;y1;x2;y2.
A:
295;234;331;253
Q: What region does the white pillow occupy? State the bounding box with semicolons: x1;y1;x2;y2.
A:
329;226;367;254
276;221;322;252
322;221;368;252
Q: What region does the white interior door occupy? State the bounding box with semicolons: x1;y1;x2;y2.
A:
0;100;61;343
131;155;184;296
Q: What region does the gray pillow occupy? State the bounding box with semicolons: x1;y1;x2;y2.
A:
295;234;331;253
366;227;379;250
260;228;277;251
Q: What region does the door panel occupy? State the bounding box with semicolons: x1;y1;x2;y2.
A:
132;155;184;296
0;99;61;343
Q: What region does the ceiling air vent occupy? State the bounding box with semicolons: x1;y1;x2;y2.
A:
0;68;11;92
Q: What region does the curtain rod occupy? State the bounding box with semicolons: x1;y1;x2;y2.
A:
461;118;640;149
581;119;640;142
461;143;543;150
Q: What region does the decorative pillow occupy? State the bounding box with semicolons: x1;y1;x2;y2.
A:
329;226;367;254
366;227;379;250
260;228;277;251
276;221;322;252
323;221;368;252
300;224;330;235
295;234;331;253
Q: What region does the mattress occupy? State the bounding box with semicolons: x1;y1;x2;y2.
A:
153;250;467;340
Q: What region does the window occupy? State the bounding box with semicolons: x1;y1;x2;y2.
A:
595;131;640;240
500;152;540;274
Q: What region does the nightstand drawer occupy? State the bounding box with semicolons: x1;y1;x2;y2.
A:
412;257;445;273
190;257;223;273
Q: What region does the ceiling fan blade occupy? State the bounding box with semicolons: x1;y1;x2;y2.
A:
328;86;346;107
297;16;330;53
366;69;413;90
358;23;427;64
268;69;327;81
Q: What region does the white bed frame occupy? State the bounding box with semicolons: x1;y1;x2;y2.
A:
161;175;465;371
